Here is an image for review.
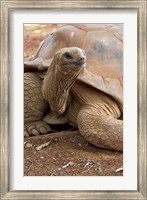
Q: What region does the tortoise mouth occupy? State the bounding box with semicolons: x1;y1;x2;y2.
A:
76;60;86;66
63;60;86;68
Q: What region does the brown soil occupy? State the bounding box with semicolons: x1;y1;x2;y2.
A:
24;24;123;176
24;131;123;176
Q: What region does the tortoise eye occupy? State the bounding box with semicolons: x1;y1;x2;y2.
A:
64;52;72;59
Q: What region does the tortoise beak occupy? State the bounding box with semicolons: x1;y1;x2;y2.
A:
77;57;86;66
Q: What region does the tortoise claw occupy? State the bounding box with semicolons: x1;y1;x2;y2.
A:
24;121;51;137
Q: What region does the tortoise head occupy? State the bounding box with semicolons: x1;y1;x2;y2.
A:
53;47;86;74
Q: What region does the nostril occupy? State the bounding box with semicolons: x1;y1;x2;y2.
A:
78;57;86;65
80;57;85;61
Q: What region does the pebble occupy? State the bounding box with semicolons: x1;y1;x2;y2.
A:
25;143;32;148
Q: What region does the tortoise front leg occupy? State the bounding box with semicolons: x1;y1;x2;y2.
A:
77;107;123;151
24;73;51;137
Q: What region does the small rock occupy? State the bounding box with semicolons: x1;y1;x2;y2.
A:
25;143;32;148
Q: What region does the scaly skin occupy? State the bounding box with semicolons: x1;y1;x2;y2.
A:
77;107;123;151
24;73;51;137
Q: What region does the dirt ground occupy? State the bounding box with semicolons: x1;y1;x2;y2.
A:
24;24;123;176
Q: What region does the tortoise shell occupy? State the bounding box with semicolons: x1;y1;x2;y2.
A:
25;24;123;110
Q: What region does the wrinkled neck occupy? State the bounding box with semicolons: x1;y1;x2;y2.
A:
42;62;80;115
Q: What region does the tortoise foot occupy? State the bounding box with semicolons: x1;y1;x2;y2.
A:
24;121;51;137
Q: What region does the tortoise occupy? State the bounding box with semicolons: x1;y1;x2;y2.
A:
24;24;123;151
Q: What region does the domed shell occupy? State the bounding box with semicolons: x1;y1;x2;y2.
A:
25;24;123;110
